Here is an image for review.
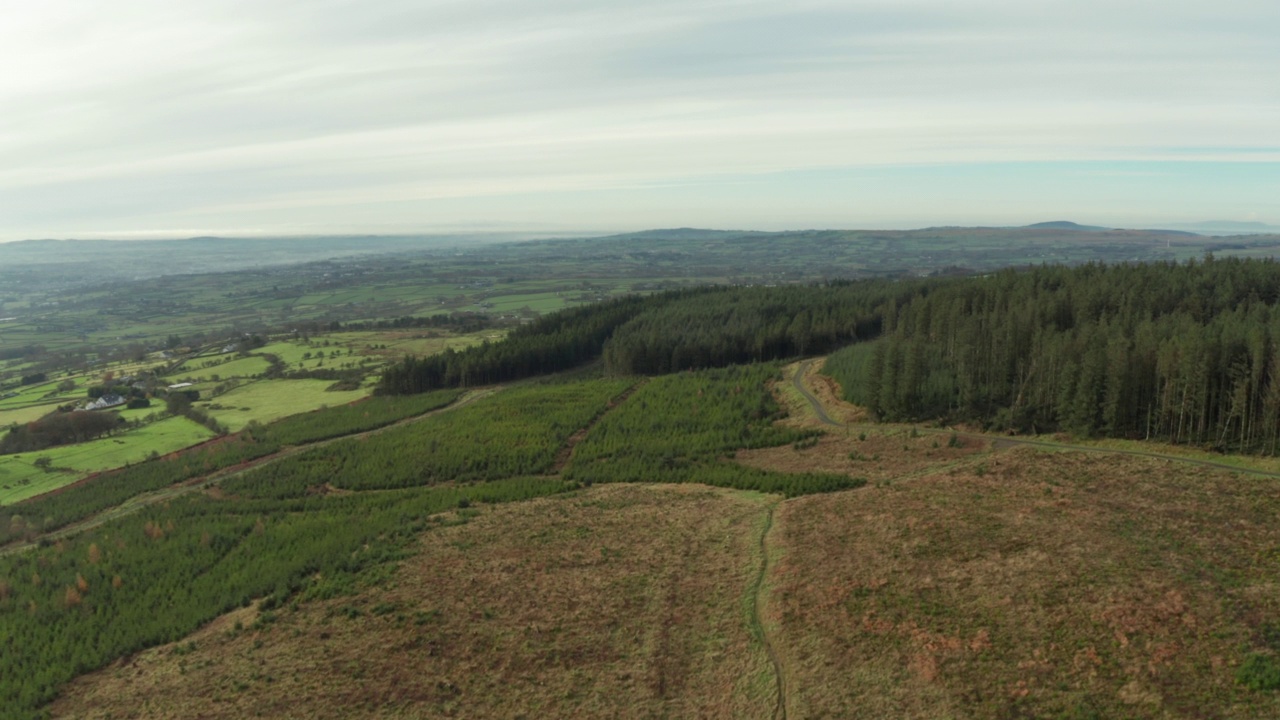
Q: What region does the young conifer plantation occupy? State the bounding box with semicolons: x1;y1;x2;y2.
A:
0;390;464;546
565;364;860;495
0;361;852;718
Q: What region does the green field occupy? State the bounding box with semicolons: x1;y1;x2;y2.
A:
0;381;77;410
469;292;578;314
0;416;214;505
167;354;271;380
349;329;503;358
199;379;370;431
167;351;234;372
111;405;161;424
0;403;61;428
257;340;357;370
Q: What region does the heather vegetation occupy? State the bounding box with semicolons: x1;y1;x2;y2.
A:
0;477;576;717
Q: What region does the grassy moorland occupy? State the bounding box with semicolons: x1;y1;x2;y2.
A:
42;446;1280;719
49;485;778;719
770;448;1280;718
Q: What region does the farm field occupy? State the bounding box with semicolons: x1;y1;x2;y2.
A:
256;340;355;369
342;329;505;360
199;380;369;431
0;402;60;428
0;381;77;410
167;354;272;380
0;326;496;520
49;484;778;719
0;416;214;505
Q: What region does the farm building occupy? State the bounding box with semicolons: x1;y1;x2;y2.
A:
84;394;127;411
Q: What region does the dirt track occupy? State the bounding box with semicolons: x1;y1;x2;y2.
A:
791;359;1280;480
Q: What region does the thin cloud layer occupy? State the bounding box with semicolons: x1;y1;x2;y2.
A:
0;0;1276;238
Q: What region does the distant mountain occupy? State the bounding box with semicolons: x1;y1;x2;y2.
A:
1024;221;1207;237
0;234;519;278
1170;221;1280;236
1024;221;1111;231
605;228;765;242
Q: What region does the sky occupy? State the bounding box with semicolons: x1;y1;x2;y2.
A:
0;0;1277;241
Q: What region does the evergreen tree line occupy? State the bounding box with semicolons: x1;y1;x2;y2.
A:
0;411;124;454
333;312;494;334
599;283;891;375
375;294;665;393
825;258;1280;452
0;345;42;362
377;282;905;393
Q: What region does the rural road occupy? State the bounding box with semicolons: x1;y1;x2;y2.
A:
791;359;1280;480
791;360;840;427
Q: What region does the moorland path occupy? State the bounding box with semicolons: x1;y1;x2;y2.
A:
791;359;1280;480
750;500;787;720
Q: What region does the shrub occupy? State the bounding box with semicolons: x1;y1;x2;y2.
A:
1238;653;1280;691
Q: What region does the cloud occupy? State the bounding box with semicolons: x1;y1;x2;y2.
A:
0;0;1276;238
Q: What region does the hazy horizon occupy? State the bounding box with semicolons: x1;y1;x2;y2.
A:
2;0;1276;242
5;217;1280;245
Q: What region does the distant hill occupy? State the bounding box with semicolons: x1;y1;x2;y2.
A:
608;228;764;241
5;225;1279;299
0;234;521;288
1024;221;1111;231
1171;221;1280;236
